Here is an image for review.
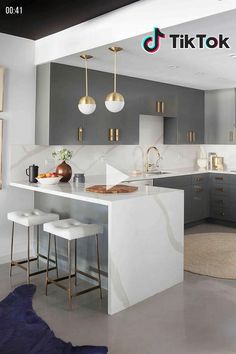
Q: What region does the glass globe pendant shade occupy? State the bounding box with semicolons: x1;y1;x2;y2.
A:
78;95;96;115
105;92;125;113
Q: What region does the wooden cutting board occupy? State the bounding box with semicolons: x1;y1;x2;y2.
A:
86;184;138;194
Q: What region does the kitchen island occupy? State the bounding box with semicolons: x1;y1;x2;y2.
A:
10;181;184;315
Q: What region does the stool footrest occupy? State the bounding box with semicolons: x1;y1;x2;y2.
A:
11;260;57;277
76;269;100;282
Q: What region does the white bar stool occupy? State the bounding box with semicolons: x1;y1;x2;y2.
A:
8;209;59;283
43;218;103;309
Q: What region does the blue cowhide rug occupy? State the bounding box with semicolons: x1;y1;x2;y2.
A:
0;284;108;354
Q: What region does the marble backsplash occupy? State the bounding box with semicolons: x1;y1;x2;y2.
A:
10;143;201;182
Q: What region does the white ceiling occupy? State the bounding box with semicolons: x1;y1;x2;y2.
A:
55;9;236;90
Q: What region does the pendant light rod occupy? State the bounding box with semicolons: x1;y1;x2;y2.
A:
109;47;123;93
80;54;93;96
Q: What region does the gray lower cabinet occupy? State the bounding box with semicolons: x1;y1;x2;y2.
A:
153;174;209;224
154;172;236;225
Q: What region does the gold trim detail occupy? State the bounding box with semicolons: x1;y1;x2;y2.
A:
79;96;96;105
105;92;124;102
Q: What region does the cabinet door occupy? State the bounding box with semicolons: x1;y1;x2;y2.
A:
205;89;236;144
177;88;204;144
191;183;209;222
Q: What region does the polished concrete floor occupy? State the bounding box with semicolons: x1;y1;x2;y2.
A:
1;223;236;354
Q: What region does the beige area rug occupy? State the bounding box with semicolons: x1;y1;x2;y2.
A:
184;233;236;279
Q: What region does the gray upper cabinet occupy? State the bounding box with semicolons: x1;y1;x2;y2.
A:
177;87;205;144
36;62;205;145
205;89;236;144
164;87;205;145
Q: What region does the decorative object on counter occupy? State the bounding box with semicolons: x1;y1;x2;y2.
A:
208;152;217;170
26;164;39;183
197;146;207;171
78;127;83;141
86;184;138;194
212;156;224;171
73;173;85;184
0;67;4;112
131;170;143;176
52;148;73;182
197;158;207;171
0;119;2;189
105;47;125;113
78;54;96;115
36;176;62;185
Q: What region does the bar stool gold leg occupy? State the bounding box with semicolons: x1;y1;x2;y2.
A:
10;222;14;277
68;240;72;309
54;235;59;278
45;233;51;296
27;227;30;284
37;225;40;269
96;234;102;299
74;239;77;286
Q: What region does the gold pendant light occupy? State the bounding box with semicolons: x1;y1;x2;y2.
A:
78;54;96;115
105;47;125;113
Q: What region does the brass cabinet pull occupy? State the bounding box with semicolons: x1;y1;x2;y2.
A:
187;131;193;143
195;187;203;193
161;101;165;113
156;101;165;114
192;131;196;143
215;187;224;192
215;176;224;181
115;128;119;142
196;177;203;182
78;127;83;142
108;128;114;141
229;131;234;142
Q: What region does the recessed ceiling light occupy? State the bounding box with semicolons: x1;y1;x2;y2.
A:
167;65;179;69
229;53;236;58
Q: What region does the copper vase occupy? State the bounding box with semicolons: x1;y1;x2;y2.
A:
56;161;72;182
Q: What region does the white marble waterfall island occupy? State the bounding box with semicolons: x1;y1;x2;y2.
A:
10;181;184;315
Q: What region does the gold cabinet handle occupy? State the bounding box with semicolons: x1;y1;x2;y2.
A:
108;128;114;141
115;128;119;142
229;131;234;142
215;176;224;180
215;187;224;192
161;101;165;113
196;177;203;182
195;187;203;193
192;131;196;143
78;127;83;142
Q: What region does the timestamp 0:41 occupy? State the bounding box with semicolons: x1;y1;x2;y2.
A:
5;6;23;15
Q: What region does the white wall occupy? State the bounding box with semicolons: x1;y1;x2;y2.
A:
0;33;36;263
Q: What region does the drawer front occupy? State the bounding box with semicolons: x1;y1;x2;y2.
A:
229;174;236;185
210;173;230;184
192;174;209;184
191;185;209;221
211;195;229;208
210;206;231;220
153;175;192;188
211;184;229;197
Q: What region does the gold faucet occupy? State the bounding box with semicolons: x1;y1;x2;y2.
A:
144;146;161;173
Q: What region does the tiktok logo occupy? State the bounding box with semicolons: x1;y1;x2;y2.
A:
142;27;166;54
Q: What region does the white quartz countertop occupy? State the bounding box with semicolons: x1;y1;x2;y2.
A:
10;181;181;206
127;169;236;181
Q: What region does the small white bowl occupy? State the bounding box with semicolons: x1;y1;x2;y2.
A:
36;176;62;185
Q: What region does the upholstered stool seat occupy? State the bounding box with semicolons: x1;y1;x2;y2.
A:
8;209;59;283
8;209;59;227
43;218;103;309
44;219;103;240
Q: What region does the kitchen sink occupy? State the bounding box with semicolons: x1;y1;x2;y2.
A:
145;171;170;175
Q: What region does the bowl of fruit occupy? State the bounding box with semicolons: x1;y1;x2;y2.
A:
36;173;62;185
